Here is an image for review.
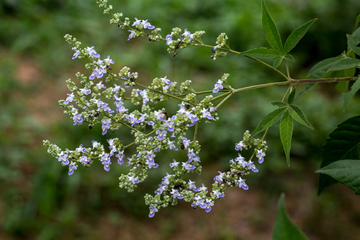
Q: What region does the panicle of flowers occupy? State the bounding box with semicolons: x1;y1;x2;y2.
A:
211;33;229;60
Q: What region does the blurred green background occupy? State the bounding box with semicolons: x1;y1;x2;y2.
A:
1;0;360;239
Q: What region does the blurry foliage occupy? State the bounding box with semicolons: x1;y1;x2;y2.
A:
0;0;360;239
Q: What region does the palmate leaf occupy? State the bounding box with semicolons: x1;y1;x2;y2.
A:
343;76;360;109
272;194;309;240
318;116;360;195
280;110;293;166
284;19;317;54
251;107;287;137
316;160;360;195
262;0;283;54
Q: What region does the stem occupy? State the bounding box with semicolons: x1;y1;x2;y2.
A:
232;76;355;94
193;122;199;142
215;92;233;110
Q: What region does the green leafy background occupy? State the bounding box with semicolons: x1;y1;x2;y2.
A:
1;0;360;239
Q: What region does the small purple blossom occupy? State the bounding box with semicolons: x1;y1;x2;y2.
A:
149;206;158;218
72;50;81;59
156;129;167;140
188;180;196;190
169;159;179;168
86;46;100;58
58;152;69;165
101;117;111;135
182;162;196;171
256;149;266;164
168;140;178;151
73;112;83;125
213;80;224;93
213;189;225;198
203;199;214;213
128;30;136;41
115;151;124;164
80;87;91;95
128;174;140;184
166;34;173;45
201;108;214;120
104;55;114;65
79;156;90;165
235;141;245;151
182;28;193;41
247;160;258;172
182;137;190;149
68;161;77;175
214;171;225;183
236;177;249;190
170;189;183;199
64;93;74;104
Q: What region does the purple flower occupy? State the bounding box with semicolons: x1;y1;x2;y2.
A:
73;112;83;125
166;34;173;45
192;195;205;208
146;159;159;169
58;152;69;165
155;184;166;194
128;30;136;41
101;117;111;135
149;206;158;218
68;161;77;175
169;159;179;168
213;80;223;93
256;149;266;164
141;19;155;29
168;140;178;151
247;160;258;172
187;148;196;162
182;137;190;149
214;171;225;183
137;89;149;106
154;110;168;121
213;189;225;198
79;156;90;165
170;189;183;199
64;93;74;104
188;180;196;190
201;108;214;120
132;17;142;27
92;140;100;149
182;28;193;41
80;87;91;95
100;153;111;171
156;129;167;140
164;119;175;132
203;199;214;213
115;151;124;165
128;174;140;184
104;55;114;65
182;162;195;171
161;76;172;91
236;177;249;190
72;50;81;59
235;141;245;151
86;46;100;58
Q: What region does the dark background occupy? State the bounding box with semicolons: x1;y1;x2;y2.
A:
1;0;360;239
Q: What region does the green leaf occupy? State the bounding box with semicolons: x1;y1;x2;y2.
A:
262;0;283;54
272;101;288;108
272;193;309;240
294;83;316;102
353;14;360;33
307;57;342;77
343;77;360;109
287;89;296;104
242;47;281;59
251;107;287;137
316;160;360;194
347;34;360;56
284;54;295;62
327;58;360;72
318;116;360;195
273;57;283;69
280;110;293;166
284;19;317;54
289;105;313;129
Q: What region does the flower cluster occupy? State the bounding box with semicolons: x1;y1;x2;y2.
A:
44;1;270;219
